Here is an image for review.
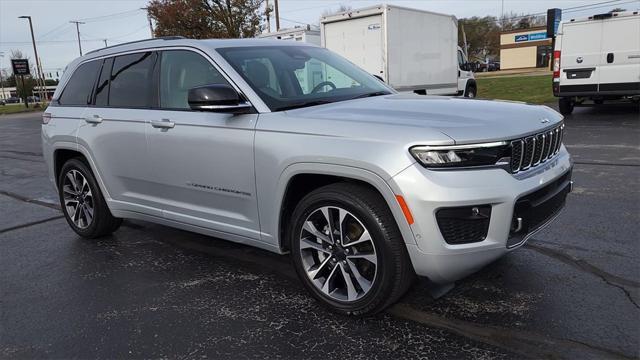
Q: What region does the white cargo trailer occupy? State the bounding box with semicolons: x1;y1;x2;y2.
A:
258;27;321;46
320;4;475;96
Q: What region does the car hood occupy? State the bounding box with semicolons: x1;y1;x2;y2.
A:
286;94;563;144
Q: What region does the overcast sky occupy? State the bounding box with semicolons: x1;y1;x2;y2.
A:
1;0;638;76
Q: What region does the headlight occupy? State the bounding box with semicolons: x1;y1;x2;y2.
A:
410;141;510;168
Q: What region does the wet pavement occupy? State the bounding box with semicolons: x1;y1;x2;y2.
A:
1;104;638;359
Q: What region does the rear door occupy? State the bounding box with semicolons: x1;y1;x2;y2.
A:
76;51;161;216
598;15;640;93
559;20;602;92
323;15;384;80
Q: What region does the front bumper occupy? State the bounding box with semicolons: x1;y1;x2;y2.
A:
391;146;572;283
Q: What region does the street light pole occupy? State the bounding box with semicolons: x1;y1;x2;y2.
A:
69;20;85;56
18;16;46;103
141;8;154;38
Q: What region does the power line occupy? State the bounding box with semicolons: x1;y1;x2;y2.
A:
75;8;143;23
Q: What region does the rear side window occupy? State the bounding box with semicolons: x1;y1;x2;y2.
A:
109;52;157;108
58;60;101;106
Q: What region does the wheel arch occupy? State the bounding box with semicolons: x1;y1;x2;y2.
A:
52;143;112;202
273;163;417;253
465;79;477;95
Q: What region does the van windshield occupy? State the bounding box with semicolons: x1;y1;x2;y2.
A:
217;46;393;111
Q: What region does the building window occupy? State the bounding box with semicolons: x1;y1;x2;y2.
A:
536;45;552;68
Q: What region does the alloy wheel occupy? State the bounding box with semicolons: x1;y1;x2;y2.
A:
299;206;378;302
62;169;94;229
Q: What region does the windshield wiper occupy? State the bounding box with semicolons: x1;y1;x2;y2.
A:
349;91;390;100
276;100;333;111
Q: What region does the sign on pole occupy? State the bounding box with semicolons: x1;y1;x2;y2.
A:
11;59;30;76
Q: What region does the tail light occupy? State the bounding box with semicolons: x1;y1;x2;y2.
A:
552;50;561;79
42;112;51;124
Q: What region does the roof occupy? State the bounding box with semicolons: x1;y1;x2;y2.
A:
82;37;315;61
320;4;457;24
563;10;639;24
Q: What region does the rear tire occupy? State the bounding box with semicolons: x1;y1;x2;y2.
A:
58;158;122;238
289;183;414;316
559;97;574;115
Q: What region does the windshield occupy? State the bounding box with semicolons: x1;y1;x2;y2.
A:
216;46;393;111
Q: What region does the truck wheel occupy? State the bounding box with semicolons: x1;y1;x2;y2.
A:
58;158;122;238
464;83;477;98
559;97;574;115
289;183;414;316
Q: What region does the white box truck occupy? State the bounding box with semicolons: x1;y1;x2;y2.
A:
320;4;476;97
553;11;640;114
258;27;321;46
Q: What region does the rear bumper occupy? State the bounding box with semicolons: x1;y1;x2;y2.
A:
391;147;572;283
554;81;640;97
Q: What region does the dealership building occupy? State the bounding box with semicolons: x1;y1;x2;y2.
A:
499;26;553;70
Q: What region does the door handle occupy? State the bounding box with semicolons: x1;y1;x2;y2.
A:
84;115;103;124
151;119;175;129
607;53;614;63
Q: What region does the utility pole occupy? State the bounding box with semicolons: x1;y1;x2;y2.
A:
461;24;469;59
0;52;5;101
18;16;46;103
141;8;154;38
265;0;271;33
69;20;85;56
103;39;108;47
274;0;280;31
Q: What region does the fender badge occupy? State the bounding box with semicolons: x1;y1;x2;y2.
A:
576;56;584;63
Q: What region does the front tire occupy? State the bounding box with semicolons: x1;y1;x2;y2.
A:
559;97;574;115
58;158;122;238
289;183;414;316
464;83;477;98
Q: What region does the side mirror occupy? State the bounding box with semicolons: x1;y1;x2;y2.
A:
188;84;252;113
460;62;471;71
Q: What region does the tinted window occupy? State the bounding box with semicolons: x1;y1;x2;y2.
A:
109;52;157;108
217;46;391;111
94;57;113;107
58;60;101;106
160;50;229;109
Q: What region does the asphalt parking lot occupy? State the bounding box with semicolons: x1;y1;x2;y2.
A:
1;103;638;359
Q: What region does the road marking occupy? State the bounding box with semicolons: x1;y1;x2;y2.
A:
0;215;64;234
388;303;632;359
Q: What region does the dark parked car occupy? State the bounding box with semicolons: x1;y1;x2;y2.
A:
6;97;21;104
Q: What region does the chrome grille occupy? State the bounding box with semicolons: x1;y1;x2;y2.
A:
510;124;564;174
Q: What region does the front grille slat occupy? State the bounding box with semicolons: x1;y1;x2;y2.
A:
509;123;564;174
533;134;544;165
540;134;548;162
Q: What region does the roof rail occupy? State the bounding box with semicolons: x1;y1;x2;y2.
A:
85;36;186;55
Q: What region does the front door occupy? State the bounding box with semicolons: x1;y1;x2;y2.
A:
145;49;260;240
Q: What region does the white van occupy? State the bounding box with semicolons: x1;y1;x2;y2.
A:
320;5;477;97
553;11;640;114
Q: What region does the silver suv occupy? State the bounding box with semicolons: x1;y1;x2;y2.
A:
43;38;572;315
